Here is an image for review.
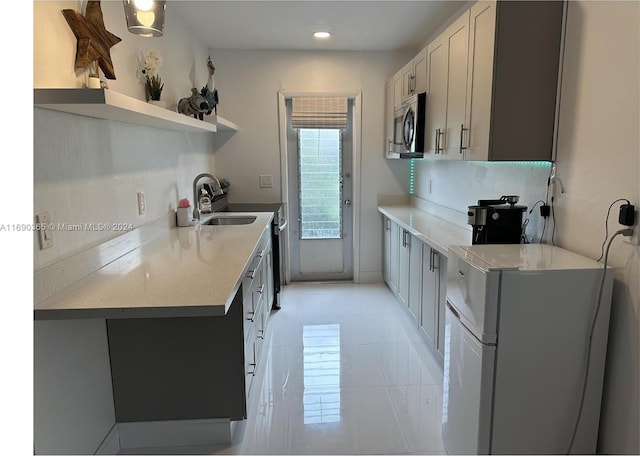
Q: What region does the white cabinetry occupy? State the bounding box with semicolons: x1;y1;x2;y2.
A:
383;217;400;293
424;11;469;159
398;229;425;317
407;233;423;323
382;214;447;367
401;47;428;100
384;71;404;158
420;246;447;363
463;0;564;161
242;227;272;398
398;228;410;307
407;0;564;162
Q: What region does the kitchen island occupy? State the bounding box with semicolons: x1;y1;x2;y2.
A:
34;212;274;452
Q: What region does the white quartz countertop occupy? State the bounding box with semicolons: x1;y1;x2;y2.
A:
34;212;273;320
378;204;472;256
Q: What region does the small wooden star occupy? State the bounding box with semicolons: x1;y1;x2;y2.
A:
62;0;122;80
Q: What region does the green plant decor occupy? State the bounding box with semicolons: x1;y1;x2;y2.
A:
145;74;164;101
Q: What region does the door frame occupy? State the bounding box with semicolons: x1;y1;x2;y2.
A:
277;90;362;285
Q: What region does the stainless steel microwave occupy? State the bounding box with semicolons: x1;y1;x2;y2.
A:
390;92;426;159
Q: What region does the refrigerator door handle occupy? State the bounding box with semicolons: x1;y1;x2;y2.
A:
446;299;460;319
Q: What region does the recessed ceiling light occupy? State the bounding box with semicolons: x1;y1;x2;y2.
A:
313;31;331;39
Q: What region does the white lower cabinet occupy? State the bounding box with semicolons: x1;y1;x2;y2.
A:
383;217;400;294
420;246;447;364
382;215;447;367
242;228;273;399
407;233;423;322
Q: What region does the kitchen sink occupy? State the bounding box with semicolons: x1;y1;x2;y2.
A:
201;215;257;226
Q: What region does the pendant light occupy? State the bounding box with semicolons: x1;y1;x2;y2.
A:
123;0;166;37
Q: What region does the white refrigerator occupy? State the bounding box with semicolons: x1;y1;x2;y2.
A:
442;244;613;454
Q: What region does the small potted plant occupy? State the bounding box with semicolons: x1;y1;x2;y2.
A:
88;61;101;89
139;49;165;107
145;74;164;104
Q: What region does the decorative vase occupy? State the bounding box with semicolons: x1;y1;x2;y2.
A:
88;77;101;89
148;100;166;108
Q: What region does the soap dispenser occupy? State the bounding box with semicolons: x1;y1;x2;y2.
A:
199;188;212;214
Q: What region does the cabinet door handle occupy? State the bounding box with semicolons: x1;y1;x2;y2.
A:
433;251;440;270
436;129;444;154
258;284;265;294
247;269;257;279
459;124;468;153
385;219;390;231
429;248;434;271
247;311;255;322
388;139;393;154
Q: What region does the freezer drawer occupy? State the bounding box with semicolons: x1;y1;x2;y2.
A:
446;247;500;344
442;303;495;455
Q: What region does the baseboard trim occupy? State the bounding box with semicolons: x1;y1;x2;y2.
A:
118;418;232;450
358;271;383;283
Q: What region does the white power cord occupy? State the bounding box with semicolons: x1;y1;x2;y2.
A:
566;228;633;454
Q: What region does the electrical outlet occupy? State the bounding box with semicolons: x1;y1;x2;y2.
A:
259;175;273;188
36;212;53;250
137;191;146;215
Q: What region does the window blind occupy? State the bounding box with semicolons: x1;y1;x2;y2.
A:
291;96;349;129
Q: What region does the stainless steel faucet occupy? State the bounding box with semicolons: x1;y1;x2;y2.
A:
192;173;216;221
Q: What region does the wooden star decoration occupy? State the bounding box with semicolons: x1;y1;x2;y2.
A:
62;0;122;80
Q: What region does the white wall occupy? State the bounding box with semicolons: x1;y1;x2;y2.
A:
34;319;116;455
555;2;639;453
33;0;218;268
33;2;219;453
412;1;639;453
209;49;413;281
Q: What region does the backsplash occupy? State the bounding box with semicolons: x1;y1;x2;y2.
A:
412;160;552;242
33;108;216;270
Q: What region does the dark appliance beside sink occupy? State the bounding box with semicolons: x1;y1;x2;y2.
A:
212;195;286;309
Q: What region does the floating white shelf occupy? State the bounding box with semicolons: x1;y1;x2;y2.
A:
34;88;238;134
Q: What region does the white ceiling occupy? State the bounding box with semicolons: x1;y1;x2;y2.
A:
170;1;468;52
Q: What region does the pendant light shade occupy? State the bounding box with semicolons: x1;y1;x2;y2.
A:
123;0;166;37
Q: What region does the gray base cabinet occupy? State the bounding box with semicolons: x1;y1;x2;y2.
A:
382;215;447;367
107;227;274;423
420;247;447;364
107;291;246;422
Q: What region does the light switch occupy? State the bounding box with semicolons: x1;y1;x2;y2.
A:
259;175;273;188
137;191;146;215
36;212;53;250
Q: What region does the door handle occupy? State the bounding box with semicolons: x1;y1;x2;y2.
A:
344;199;351;206
460;124;468;153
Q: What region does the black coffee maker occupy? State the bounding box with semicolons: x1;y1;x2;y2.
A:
467;195;527;244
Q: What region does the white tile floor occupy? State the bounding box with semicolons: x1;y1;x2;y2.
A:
123;282;447;455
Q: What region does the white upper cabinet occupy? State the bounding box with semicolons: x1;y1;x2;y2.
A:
401;60;415;100
389;0;565;162
424;33;448;157
385;77;395;158
463;1;496;160
441;10;470;160
412;47;428;95
424;11;470;160
461;0;564;161
400;47;428;101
